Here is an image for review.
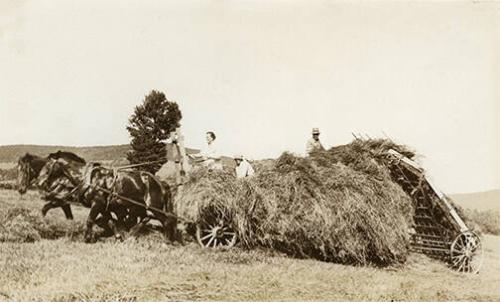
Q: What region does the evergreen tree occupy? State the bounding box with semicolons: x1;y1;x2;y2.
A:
126;90;182;174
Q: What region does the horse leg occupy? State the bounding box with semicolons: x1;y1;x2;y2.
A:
96;211;122;241
130;217;151;237
160;189;183;244
41;201;53;217
42;198;73;220
85;202;103;243
52;183;74;219
41;200;59;217
42;184;74;219
124;212;138;231
60;203;74;220
107;217;123;241
161;215;182;244
95;214;114;238
129;209;150;237
113;207;129;233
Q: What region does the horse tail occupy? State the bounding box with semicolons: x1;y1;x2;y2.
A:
144;173;172;213
146;173;179;243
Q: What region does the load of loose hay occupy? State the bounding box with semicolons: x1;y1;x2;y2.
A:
175;138;415;266
175;168;240;224
311;138;416;178
246;155;412;265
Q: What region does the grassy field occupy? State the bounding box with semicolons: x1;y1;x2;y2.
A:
1;189;500;302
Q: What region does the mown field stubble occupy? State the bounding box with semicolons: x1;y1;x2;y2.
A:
1;189;499;302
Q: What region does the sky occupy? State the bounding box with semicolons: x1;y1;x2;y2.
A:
0;0;499;194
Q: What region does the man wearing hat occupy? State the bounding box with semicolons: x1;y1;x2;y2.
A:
234;155;255;179
306;128;325;156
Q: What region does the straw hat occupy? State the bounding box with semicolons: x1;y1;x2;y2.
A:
312;128;320;134
234;155;243;160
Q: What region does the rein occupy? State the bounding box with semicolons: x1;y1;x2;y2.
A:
114;158;169;171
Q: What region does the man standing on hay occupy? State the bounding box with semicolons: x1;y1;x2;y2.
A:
190;131;223;171
234;155;255;178
306;128;325;156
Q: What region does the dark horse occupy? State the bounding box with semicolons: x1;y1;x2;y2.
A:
17;151;86;219
81;165;179;243
40;160;180;243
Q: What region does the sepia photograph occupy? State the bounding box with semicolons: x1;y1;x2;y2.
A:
0;1;499;301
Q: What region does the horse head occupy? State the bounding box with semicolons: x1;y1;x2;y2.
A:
17;153;46;195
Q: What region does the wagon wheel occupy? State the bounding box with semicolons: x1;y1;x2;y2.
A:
196;218;237;248
450;231;483;274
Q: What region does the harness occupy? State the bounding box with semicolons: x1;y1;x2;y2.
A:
104;168;119;211
45;165;84;202
43;159;188;221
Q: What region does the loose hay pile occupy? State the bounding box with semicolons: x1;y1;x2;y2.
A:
176;139;418;266
0;207;85;242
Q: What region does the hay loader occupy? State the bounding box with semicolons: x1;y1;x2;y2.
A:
386;149;483;273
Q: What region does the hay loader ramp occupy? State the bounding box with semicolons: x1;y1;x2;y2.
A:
386;149;483;273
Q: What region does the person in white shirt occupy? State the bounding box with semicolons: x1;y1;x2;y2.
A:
191;131;223;170
234;155;255;179
306;127;325;156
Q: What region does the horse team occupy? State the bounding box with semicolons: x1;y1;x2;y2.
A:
16;151;181;244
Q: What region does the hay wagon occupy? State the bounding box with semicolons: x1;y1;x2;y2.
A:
192;149;485;273
172;129;483;271
386;149;483;273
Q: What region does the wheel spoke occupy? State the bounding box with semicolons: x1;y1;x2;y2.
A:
201;233;212;241
458;258;467;272
452;255;465;266
456;236;465;250
213;238;218;248
453;258;464;268
206;235;215;247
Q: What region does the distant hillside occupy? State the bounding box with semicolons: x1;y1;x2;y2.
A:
0;144;199;163
451;189;500;212
0;144;131;162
